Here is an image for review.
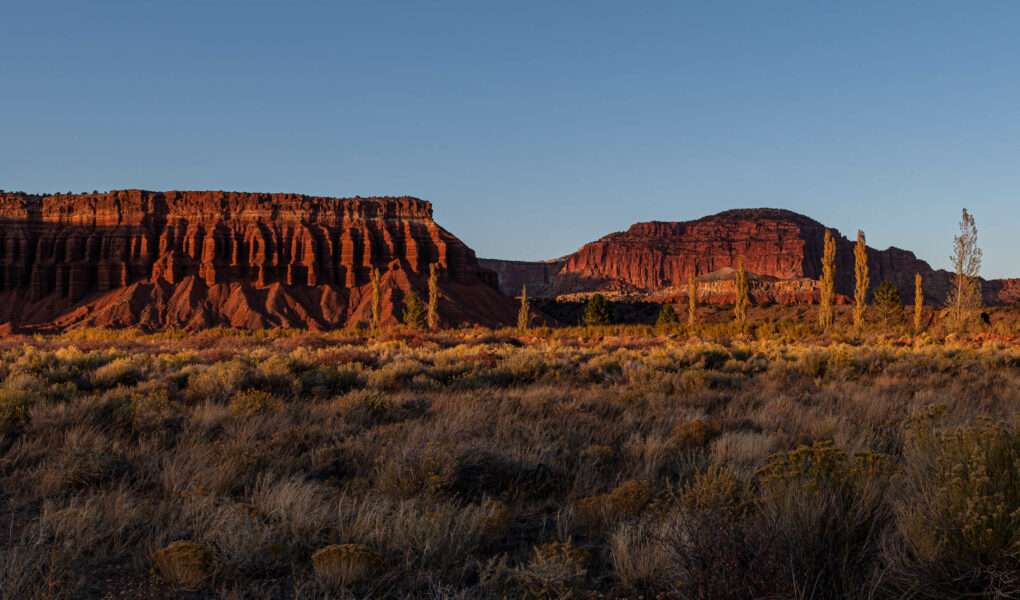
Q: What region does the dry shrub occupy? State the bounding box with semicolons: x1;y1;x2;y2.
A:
575;479;651;529
669;417;718;451
91;356;146;388
186;499;277;573
889;416;1020;597
0;388;33;432
39;486;146;564
710;430;780;469
250;473;331;540
153;540;214;591
187;359;253;403
160;441;260;498
38;441;132;496
580;443;616;464
430;449;560;502
517;541;591;598
480;499;513;540
335;494;501;572
757;440;889;491
229;389;283;417
755;441;892;598
311;543;383;588
130;388;178;431
681;465;746;513
367;358;425;391
336;389;428;429
256;354;300;396
610;520;672;592
654;498;785;599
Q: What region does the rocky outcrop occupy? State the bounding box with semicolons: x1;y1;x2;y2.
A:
0;190;514;331
485;208;1001;306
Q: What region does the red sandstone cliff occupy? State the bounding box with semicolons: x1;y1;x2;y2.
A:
483;208;1006;306
0;190;514;331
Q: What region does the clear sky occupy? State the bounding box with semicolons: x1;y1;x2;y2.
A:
3;2;1019;276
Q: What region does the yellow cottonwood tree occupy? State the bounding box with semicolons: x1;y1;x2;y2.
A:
854;230;868;331
818;229;836;331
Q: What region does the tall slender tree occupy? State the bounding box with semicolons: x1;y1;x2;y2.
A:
687;271;698;331
818;229;837;331
427;263;440;330
948;208;983;331
734;257;749;329
517;285;530;332
370;268;382;331
914;272;924;334
402;290;426;329
853;230;869;331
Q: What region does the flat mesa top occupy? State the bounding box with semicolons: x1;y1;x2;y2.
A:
0;190;436;221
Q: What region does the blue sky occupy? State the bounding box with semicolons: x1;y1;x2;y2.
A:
3;1;1019;276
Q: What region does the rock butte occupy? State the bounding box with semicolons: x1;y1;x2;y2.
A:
481;208;1020;306
0;190;515;331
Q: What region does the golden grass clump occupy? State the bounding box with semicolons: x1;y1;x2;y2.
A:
311;543;383;588
670;418;718;451
758;440;889;492
575;479;652;528
519;541;592;597
152;540;213;591
681;466;746;514
229;389;283;416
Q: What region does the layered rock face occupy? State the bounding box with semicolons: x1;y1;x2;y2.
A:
0;190;514;331
485;208;993;306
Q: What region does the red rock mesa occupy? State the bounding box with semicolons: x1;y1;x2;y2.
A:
0;190;514;331
482;208;1019;305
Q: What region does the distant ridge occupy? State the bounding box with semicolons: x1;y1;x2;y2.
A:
481;208;1020;306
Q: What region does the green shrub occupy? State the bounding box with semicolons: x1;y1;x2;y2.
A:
582;294;612;326
187;359;254;403
92;356;145;388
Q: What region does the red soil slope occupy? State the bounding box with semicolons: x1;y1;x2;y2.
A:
0;190;515;331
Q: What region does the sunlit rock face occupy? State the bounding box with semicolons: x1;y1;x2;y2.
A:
482;208;1002;306
0;190;513;331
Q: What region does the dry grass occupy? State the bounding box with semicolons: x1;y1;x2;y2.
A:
3;317;1020;598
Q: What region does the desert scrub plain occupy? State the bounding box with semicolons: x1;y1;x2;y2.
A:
4;308;1020;599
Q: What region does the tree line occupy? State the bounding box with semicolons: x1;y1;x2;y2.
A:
372;208;984;335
